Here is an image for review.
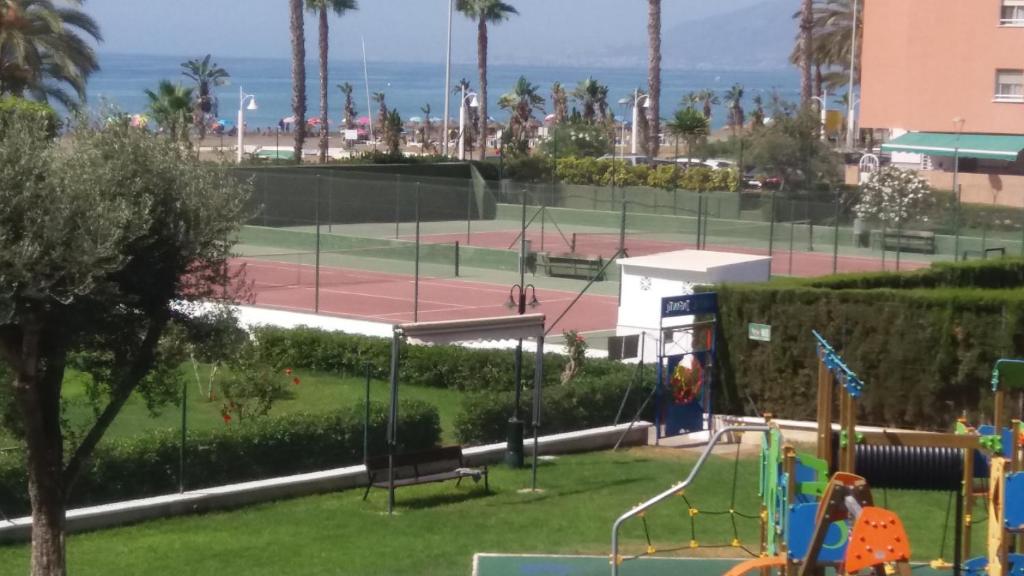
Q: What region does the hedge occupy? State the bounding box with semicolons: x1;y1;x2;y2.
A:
454;373;655;444
710;259;1024;429
0;399;439;518
252;325;635;391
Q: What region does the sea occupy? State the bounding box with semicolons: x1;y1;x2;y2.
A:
83;53;800;133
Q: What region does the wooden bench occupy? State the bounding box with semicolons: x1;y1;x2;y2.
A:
362;446;487;501
539;252;606;281
882;230;936;254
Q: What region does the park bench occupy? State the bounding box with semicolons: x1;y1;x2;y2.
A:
362;445;487;500
538;252;606;281
882;230;936;254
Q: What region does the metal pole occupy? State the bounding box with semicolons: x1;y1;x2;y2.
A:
414;183;421;322
315;176;321;313
179;377;186;494
768;189;777;262
236;86;244;164
521;186;528;283
363;362;371;462
788;202;796;276
618;200;627;257
386;332;400;515
531;334;544;491
833;189;841;274
459;85;466;161
541;205;546;252
454;241;460;277
395;174;401;239
845;0;859;151
953;145;962;261
881;220;887;270
362;37;374;145
442;0;453;157
696;196;703;249
466;179;473;245
896;217;902;272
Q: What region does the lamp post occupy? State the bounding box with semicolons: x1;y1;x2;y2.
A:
845;0;859;151
811;88;828;142
617;97;631;159
458;86;480;161
505;282;539;468
952;117;966;261
442;0;453;157
631;90;651;156
236;87;258;164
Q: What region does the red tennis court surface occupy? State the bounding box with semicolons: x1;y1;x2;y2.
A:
234;258;618;333
412;230;930;276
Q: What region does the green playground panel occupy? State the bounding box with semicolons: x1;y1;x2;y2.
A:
473;555;741;576
473;555;958;576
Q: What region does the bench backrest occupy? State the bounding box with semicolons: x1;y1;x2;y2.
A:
365;446;464;477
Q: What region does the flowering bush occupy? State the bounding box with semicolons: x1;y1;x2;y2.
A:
561;330;588;384
855;166;934;226
218;342;295;423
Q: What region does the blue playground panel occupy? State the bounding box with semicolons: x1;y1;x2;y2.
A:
786;503;848;563
1005;473;1024;530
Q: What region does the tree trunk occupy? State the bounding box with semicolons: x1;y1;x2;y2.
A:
318;6;329;164
799;0;814;105
477;16;488;161
646;0;661;159
290;0;307;164
8;324;66;576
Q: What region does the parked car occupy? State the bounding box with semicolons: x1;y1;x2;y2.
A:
597;154;650;166
670;157;736;170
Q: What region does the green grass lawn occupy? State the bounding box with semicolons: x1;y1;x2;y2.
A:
0;449;979;576
0;367;465;449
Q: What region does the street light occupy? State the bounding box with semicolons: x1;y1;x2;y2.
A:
504;282;539;468
631;90;651;156
952;116;966;261
617;97;631;158
845;0;860;150
458;86;480;161
811;88;828;142
236;87;258;164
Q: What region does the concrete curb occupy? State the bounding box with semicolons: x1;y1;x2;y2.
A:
0;421;651;543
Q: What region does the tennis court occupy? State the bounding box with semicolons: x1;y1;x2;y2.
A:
232;255;618;333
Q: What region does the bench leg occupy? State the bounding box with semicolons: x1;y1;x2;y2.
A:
456;476;463;487
484;468;489;493
362;473;374;501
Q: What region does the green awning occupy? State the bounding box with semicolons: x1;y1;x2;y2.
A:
881;132;1024;161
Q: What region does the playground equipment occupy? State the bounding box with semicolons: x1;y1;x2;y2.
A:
611;329;1024;576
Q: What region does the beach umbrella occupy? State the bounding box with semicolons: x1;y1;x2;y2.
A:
281;115;297;124
429;116;442;123
543;113;556;125
129;114;150;128
356;116;371;126
408;116;423;123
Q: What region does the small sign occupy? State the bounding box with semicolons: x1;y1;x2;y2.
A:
343;129;359;141
607;334;640;361
661;293;717;319
748;323;771;342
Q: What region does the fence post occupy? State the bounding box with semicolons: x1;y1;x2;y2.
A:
327;176;333;233
833;189;841;275
454;241;460;277
696;195;703;249
896;218;902;272
363;362;371;463
315;176;322;313
540;205;546;252
767;190;777;261
414;183;421;322
618;200;627;257
179;377;186;494
881;220;887;271
395;174;402;239
788;201;796;276
467;179;473;245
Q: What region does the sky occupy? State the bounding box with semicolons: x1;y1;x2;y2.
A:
84;0;768;66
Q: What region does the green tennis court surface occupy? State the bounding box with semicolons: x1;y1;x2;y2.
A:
472;555;742;576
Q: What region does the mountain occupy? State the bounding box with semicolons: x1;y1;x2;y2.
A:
588;0;801;71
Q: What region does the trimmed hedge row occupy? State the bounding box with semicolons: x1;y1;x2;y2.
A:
711;260;1024;429
0;399;439;518
252;325;634;391
454;373;654;444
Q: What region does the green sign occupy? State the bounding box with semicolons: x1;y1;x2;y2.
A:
748;323;771;342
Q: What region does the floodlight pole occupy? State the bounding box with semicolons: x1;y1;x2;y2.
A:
506;188;529;468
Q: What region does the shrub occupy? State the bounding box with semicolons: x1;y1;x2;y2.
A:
0;399;440;517
454;373;654;444
0;97;60;139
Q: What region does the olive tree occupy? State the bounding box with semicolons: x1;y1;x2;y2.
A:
0;102;250;576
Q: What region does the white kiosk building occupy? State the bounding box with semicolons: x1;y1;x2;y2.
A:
616;250;771;363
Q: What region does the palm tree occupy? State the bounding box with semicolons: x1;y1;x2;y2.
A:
306;0;358;164
790;0;861;91
456;0;519;160
697;89;719;121
289;0;307;163
144;80;194;141
497;75;544;155
551;81;568;124
572;77;605;125
634;88;650;156
420;102;433;152
798;0;814;105
751;94;766;129
337;82;357;129
647;0;662;158
666;107;709;161
372;91;387;142
0;0;102;108
383;108;402;155
181;54;230;140
724;84;745;136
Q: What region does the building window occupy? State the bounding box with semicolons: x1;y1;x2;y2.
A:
1001;0;1024;25
995;69;1024;101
